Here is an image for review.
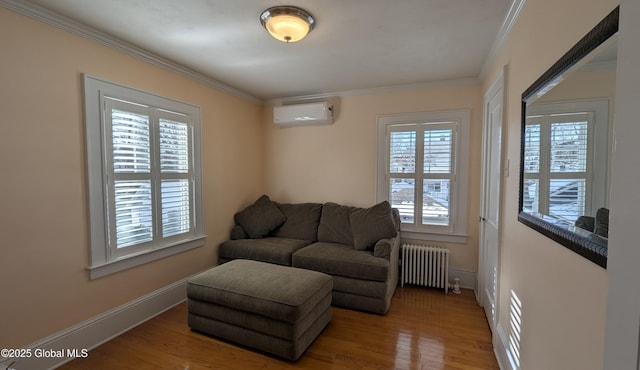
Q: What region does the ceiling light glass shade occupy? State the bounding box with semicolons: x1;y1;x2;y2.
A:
260;6;315;43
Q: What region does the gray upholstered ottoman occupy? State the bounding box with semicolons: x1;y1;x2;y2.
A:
187;259;332;360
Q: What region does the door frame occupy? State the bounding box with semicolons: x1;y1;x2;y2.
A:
478;66;507;331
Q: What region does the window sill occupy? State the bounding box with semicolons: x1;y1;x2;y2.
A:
400;229;468;244
88;236;206;280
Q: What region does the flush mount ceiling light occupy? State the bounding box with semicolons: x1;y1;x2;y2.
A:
260;6;315;43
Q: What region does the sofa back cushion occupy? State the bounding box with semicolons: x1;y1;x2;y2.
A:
350;201;398;251
271;202;323;241
230;225;249;240
317;202;357;245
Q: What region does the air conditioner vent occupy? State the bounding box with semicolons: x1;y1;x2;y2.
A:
273;102;333;127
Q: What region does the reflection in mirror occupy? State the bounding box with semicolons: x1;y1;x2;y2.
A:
519;6;618;268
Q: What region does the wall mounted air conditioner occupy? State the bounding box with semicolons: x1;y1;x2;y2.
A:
273;102;333;127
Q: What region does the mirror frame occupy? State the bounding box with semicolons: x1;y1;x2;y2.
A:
518;6;619;269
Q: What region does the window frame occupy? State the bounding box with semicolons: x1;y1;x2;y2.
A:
376;109;470;243
84;74;205;279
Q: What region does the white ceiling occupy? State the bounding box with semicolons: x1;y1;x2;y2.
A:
22;0;512;101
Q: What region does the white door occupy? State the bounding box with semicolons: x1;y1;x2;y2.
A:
479;69;505;333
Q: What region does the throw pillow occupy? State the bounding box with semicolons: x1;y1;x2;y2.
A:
234;195;286;239
350;201;397;251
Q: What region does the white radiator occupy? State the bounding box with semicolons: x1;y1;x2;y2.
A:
401;244;451;293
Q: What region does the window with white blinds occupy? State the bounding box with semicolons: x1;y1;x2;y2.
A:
84;75;204;279
377;110;470;242
524;113;593;224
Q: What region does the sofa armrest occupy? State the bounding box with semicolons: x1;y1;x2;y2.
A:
374;238;393;259
373;208;400;260
388;234;400;288
374;235;400;262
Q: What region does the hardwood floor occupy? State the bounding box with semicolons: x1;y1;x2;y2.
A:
59;287;498;369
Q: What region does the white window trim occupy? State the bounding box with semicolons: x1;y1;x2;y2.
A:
84;74;205;279
526;98;610;218
376;109;470;244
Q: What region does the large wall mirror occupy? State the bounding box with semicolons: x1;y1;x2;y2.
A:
518;6;619;268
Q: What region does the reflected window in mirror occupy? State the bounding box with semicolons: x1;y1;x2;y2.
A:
523;99;610;228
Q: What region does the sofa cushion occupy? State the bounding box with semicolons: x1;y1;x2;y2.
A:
350;201;397;251
292;242;390;282
234;195;286;239
317;202;357;245
272;202;323;241
219;237;311;266
331;275;389;299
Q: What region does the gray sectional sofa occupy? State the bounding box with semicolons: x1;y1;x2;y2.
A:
219;195;401;314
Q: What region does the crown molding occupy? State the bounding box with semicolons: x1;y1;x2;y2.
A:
266;77;481;106
478;0;527;81
0;0;263;104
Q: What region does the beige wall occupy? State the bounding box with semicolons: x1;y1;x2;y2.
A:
264;84;483;273
481;0;617;368
539;68;616;103
0;7;264;348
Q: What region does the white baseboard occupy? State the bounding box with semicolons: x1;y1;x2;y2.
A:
1;277;191;370
448;268;477;291
495;322;518;370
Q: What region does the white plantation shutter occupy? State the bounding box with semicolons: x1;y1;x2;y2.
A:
423;129;452;174
550;120;588;173
159;115;192;238
85;75;204;279
524;123;541;174
549;179;586;221
422;127;454;226
389;130;417;222
377;110;469;242
161;180;191;237
106;100;154;252
111;108;151;173
105;100;196;256
384;120;461;232
160;117;189;173
548;118;589;222
389;130;416;173
522;178;540;214
113;181;152;247
523;122;541;213
525;112;592;223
